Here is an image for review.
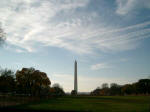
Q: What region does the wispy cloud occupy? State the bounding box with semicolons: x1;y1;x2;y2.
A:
119;58;129;62
116;0;150;15
0;0;150;54
91;63;110;70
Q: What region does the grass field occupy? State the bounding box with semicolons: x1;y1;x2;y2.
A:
10;96;150;112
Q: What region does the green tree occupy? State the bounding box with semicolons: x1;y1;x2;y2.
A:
137;79;150;94
102;83;109;89
110;83;122;95
71;90;77;95
0;68;15;93
131;82;138;95
101;83;109;95
90;88;101;96
50;83;65;96
121;84;133;95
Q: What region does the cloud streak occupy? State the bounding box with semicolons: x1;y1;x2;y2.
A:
91;63;110;70
116;0;150;15
0;0;150;54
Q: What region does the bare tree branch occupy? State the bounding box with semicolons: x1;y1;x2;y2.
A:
0;23;6;45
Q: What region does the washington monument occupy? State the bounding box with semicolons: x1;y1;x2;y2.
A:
74;60;78;93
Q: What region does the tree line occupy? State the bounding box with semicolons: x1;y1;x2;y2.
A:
0;67;65;97
91;78;150;96
0;67;150;97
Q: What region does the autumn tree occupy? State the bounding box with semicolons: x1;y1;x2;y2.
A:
16;67;51;96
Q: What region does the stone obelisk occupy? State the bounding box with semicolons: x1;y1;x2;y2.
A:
74;60;78;93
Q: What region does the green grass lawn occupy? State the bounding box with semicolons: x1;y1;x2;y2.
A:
12;96;150;112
